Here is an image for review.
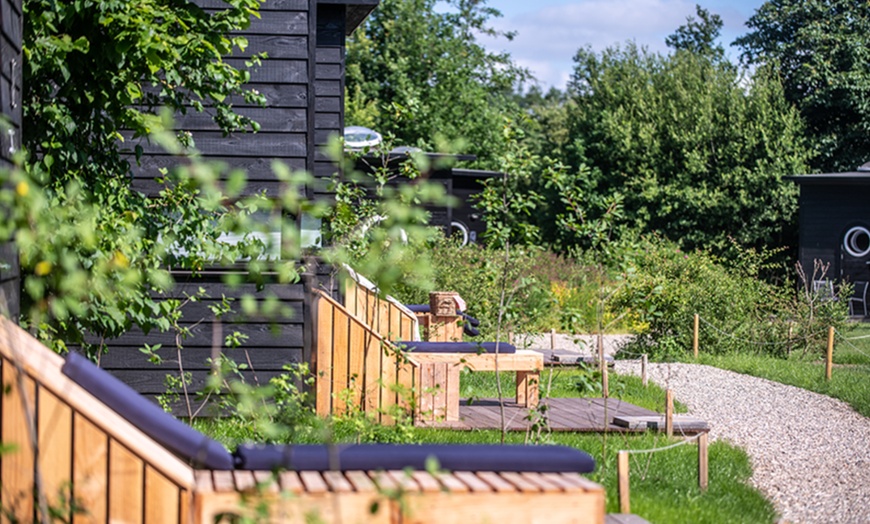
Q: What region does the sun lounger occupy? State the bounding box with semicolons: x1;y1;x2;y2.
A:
0;317;605;523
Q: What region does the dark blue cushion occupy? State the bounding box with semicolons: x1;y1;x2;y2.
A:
61;352;235;470
398;341;516;354
234;443;594;473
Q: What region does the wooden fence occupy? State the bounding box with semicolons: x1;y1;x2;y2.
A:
342;271;419;342
313;290;420;424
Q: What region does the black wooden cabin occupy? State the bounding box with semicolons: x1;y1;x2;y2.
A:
0;0;21;320
789;165;870;296
98;0;377;404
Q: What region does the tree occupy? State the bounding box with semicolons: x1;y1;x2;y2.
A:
17;0;274;349
735;0;870;172
566;41;812;256
24;0;265;186
665;4;725;60
345;0;528;168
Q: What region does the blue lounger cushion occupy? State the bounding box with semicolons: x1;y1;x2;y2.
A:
61;352;236;470
234;443;595;473
398;341;516;354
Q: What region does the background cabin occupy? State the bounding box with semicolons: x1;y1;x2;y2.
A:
354;151;499;245
789;164;870;308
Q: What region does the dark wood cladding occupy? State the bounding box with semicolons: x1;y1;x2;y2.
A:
795;182;870;285
0;0;21;319
112;0;375;406
96;264;339;404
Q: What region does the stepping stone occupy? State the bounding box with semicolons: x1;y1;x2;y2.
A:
612;415;709;433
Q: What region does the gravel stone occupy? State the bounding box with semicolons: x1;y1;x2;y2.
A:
614;361;870;524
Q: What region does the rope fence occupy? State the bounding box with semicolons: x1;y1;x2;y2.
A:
617;426;709;513
692;315;870;381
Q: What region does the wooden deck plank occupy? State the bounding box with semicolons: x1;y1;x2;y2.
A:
233;470;257;491
345;471;376;492
278;471;304;493
299;471;328;493
519;472;564;493
426;397;664;433
410;471;442;493
452;471;493;493
253;471;279;493
322;471;354;492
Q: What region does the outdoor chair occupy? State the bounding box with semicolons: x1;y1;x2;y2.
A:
849;281;869;316
813;279;837;301
0;317;604;523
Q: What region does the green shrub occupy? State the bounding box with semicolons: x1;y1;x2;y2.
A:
612;237;849;359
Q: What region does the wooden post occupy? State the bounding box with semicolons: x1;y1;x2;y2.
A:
599;331;608;398
550;328;556;350
699;432;709;492
826;326;834;381
641;354;648;387
508;331;514;345
618;451;630;514
693;314;700;359
665;389;674;438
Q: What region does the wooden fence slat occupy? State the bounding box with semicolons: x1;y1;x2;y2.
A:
73;415;108;524
348;322;365;409
332;305;350;413
363;329;382;418
1;360;34;524
37;387;73;520
315;297;334;417
144;465;180;524
109;441;144;524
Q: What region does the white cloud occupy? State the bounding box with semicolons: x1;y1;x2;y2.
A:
480;0;752;89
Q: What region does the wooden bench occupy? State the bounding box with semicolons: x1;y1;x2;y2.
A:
0;317;605;523
413;350;543;423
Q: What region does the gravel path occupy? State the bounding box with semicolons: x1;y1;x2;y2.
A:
614;361;870;524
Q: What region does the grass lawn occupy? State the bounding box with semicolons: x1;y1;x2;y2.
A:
698;323;870;417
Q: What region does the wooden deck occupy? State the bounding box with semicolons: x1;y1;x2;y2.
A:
419;397;659;432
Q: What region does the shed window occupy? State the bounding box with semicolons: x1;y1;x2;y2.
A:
844;226;870;257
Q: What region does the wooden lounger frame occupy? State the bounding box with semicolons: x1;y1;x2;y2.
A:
341;266;419;342
0;318;605;523
314;289;543;424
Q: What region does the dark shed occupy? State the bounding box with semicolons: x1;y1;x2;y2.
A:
788;164;870;292
0;0;21;320
97;0;376;407
354;152;499;245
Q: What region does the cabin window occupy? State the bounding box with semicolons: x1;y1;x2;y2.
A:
843;226;870;257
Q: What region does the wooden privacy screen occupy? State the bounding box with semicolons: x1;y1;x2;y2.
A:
0;319;195;523
342;272;418;341
314;290;420;424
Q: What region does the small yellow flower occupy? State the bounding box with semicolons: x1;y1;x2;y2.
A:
113;251;129;268
34;261;52;276
15;181;28;197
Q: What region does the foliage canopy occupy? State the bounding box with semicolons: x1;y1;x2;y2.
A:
735;0;870;172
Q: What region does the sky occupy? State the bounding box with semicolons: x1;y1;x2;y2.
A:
476;0;766;89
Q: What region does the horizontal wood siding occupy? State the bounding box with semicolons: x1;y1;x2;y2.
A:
91;263;338;412
798;184;870;284
0;0;20;319
132;0;314;198
312;3;346;199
